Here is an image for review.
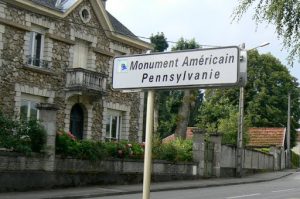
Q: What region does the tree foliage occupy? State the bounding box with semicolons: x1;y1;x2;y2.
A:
197;50;300;146
171;38;200;51
154;37;203;139
150;32;169;52
149;32;170;136
232;0;300;64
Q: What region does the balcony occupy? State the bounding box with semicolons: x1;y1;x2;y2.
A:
66;68;107;95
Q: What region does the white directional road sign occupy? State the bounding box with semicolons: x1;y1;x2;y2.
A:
113;46;240;90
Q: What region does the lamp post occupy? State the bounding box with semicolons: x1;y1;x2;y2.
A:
287;92;291;168
236;42;270;177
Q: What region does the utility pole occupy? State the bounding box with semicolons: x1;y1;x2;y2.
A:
236;44;245;177
236;85;244;177
236;42;270;177
287;92;291;168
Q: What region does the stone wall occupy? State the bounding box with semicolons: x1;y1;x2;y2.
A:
192;130;285;177
221;145;275;170
0;153;197;191
0;152;44;171
55;158;197;175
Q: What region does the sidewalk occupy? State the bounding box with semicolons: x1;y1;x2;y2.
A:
0;170;296;199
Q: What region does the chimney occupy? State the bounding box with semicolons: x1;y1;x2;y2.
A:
102;0;107;8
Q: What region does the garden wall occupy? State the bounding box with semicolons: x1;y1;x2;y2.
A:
192;130;286;178
220;145;280;177
0;153;198;192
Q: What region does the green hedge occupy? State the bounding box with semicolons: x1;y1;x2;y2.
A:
55;132;193;162
291;150;300;168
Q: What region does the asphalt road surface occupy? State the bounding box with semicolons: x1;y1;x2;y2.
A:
88;172;300;199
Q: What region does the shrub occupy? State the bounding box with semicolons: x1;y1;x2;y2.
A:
0;112;46;154
55;132;193;162
291;150;300;168
156;143;177;161
130;142;144;159
172;139;193;162
78;141;107;161
102;141;144;159
152;138;193;162
55;131;79;157
56;132;107;161
26;120;47;152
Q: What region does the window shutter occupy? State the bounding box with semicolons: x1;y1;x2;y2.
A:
73;40;88;68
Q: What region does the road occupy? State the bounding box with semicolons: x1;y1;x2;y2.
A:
88;172;300;199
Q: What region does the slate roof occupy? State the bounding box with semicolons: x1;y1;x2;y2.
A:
247;128;286;148
106;12;138;39
30;0;66;11
29;0;138;39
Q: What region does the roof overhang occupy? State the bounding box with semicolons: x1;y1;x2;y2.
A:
90;0;152;50
3;0;153;50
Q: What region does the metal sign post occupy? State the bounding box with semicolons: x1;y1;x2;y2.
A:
236;86;244;177
112;46;243;199
142;90;155;199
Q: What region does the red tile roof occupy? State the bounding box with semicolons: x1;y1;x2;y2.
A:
247;128;286;148
162;127;195;143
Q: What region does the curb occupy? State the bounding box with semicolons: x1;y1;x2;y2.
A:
45;172;293;199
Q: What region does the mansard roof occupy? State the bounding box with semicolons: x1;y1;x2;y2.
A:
30;0;69;11
9;0;152;49
106;12;138;39
30;0;138;39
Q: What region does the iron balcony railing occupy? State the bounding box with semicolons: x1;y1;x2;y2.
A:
26;55;50;69
66;68;107;93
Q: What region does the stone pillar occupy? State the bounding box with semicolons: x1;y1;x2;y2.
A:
192;129;205;176
210;133;222;177
270;147;280;171
37;103;58;172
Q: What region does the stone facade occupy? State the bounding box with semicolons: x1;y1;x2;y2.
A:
0;0;151;142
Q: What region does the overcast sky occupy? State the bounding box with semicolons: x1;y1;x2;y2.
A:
106;0;300;82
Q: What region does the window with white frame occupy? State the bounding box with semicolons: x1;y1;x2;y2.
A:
106;109;123;141
20;94;45;121
28;31;45;67
73;39;88;68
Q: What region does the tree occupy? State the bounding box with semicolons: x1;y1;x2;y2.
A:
197;50;300;146
154;38;203;139
150;32;169;52
157;90;183;139
172;38;201;139
232;0;300;64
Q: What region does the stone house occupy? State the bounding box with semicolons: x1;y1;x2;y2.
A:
0;0;152;142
